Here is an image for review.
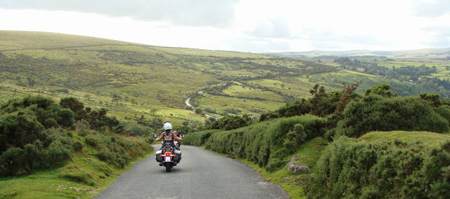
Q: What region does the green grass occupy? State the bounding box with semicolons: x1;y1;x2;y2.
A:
196;93;285;115
359;131;450;148
222;84;285;102
247;78;315;99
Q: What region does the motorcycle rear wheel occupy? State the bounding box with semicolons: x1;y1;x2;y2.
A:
165;164;173;172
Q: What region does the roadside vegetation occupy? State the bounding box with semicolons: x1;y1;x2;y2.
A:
185;84;450;199
0;96;153;198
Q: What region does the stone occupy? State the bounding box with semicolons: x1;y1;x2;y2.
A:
287;157;310;173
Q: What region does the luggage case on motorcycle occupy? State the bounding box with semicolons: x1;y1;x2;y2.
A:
155;150;163;162
173;150;182;162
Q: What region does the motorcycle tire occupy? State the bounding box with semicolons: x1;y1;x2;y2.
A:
165;164;172;172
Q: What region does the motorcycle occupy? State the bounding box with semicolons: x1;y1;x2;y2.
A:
155;141;181;172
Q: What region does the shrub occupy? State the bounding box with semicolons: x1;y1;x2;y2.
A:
305;138;450;199
205;115;253;130
436;105;450;124
97;150;115;165
85;135;103;148
23;141;46;170
336;96;449;137
266;157;285;172
22;96;54;109
44;118;58;128
57;108;75;127
46;138;73;167
126;124;153;136
183;131;214;146
60;97;84;112
0;114;44;153
0;147;25;175
75;119;90;136
73;141;83;152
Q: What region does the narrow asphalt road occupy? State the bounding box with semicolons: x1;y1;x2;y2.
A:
96;145;289;199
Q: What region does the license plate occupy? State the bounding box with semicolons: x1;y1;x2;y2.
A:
165;157;171;162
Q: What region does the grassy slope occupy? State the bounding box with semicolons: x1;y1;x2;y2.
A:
0;31;339;125
0;31;129;50
0;134;153;199
359;131;450;147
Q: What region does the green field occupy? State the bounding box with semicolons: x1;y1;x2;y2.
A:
0;31;341;124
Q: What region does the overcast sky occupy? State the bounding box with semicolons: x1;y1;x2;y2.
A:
0;0;449;52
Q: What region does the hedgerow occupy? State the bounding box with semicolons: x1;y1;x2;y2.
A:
185;115;327;171
305;137;450;199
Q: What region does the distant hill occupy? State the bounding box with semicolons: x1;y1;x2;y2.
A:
2;31;449;125
266;48;450;60
0;31;338;125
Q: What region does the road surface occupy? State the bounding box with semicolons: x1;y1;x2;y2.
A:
96;145;289;199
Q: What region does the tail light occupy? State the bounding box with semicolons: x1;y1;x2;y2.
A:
164;152;172;156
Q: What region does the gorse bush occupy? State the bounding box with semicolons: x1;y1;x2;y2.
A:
125;123;154;136
0;130;74;175
335;96;449;137
182;130;215;146
46;136;73;167
185;115;327;171
204;114;254;130
260;83;361;122
305;137;450;199
0;113;45;153
0;96;145;176
83;132;150;168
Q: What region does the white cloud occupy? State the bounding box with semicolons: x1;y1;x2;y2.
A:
0;0;449;52
0;0;240;27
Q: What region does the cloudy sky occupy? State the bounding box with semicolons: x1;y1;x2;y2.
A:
0;0;449;52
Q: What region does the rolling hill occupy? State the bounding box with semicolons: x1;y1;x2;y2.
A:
266;48;450;60
0;31;338;125
2;31;450;126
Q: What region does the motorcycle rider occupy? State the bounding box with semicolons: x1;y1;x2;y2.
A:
156;122;182;150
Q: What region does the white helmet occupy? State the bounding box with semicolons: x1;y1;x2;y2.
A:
163;122;172;130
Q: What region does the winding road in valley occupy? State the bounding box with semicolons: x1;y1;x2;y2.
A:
185;97;194;111
96;145;288;199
